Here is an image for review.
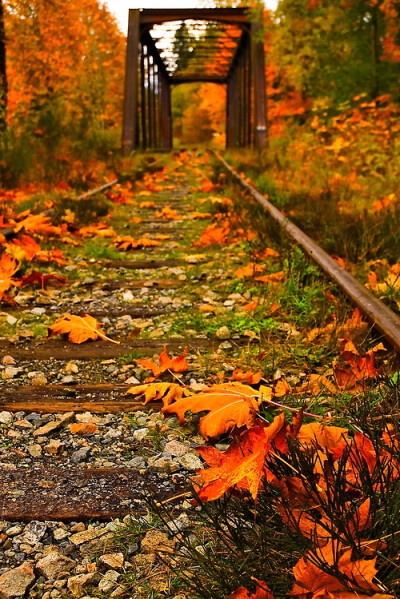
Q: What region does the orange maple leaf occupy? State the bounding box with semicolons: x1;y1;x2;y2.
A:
114;236;161;251
0;254;21;293
14;214;61;236
227;580;273;599
48;314;118;344
235;263;266;279
232;368;263;385
334;339;386;391
194;224;230;247
162;383;260;440
154;206;181;220
135;346;189;379
127;382;192;407
290;543;382;598
242;300;259;312
255;271;285;284
5;235;41;262
78;223;117;238
201;179;215;193
196;414;287;501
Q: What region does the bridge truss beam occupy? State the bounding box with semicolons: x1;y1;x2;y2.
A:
122;8;267;153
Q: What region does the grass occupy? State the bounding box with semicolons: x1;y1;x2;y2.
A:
82;239;123;261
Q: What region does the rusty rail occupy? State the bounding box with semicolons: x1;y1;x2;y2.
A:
218;153;400;353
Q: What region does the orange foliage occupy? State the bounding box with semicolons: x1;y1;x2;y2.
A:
48;314;117;344
5;0;124;130
162;383;260;441
135;346;189;379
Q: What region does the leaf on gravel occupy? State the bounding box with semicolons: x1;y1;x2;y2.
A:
78;223;117;238
154;206;181;220
161;383;260;440
48;314;118;344
232;368;262;385
20;272;67;289
127;382;192;407
114;236;161;251
135;346;188;378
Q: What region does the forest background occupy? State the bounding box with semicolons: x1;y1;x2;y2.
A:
1;0;400;186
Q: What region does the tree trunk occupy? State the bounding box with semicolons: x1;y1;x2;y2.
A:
0;0;7;130
371;5;380;98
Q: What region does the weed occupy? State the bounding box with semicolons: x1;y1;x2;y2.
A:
82;239;122;261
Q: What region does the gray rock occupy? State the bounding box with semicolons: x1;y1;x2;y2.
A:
0;562;35;598
132;428;148;441
99;553;124;571
163;440;189;457
36;552;76;580
177;453;203;470
67;573;99;598
5;526;23;537
127;456;146;469
18;521;47;545
71;447;91;464
216;326;231;340
0;412;12;425
53;528;70;541
98;570;120;593
27;444;43;458
149;456;180;473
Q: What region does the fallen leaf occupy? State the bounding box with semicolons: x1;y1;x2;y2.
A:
114;236;161;251
274;379;291;397
235;263;266;279
227;581;273;599
232;368;263;385
48;314;118;344
290;544;381;597
162;383;260;440
196;415;287;500
255;271;285;284
154;206;181;220
20;272;67;289
78;223;117;238
127;382;192;407
194;224;230;247
242;300;258;312
14;214;61;236
0;254;20;293
135;346;189;378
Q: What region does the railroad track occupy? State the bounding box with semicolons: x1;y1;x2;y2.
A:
0;151;398;590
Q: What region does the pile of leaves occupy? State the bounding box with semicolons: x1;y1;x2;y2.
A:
133;362;399;598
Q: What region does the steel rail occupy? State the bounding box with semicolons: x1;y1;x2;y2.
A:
217;153;400;353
